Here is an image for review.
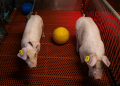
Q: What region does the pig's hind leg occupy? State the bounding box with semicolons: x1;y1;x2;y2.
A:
76;32;80;53
41;32;45;38
41;25;45;38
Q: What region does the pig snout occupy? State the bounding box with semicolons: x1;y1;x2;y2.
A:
94;70;102;80
29;64;37;69
94;76;102;80
30;62;37;69
95;79;101;81
26;60;37;69
31;67;36;69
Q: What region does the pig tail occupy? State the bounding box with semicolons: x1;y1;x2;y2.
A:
82;14;85;17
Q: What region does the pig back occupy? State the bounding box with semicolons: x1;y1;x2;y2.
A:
82;17;101;44
76;17;101;45
22;15;43;42
76;17;105;57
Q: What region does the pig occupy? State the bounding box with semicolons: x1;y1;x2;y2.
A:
17;13;45;69
75;14;110;80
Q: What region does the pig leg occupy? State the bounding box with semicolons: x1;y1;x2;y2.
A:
89;70;93;77
42;32;45;38
79;47;84;63
88;66;93;77
41;25;45;38
76;32;79;53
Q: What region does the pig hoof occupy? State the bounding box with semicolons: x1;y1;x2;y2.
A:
42;35;45;38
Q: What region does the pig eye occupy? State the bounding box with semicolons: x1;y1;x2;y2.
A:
36;45;38;48
35;54;37;57
27;56;30;59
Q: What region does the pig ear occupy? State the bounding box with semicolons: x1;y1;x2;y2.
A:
85;54;97;67
102;56;111;67
17;48;27;60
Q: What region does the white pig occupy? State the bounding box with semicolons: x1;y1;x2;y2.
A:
17;13;45;69
75;14;110;80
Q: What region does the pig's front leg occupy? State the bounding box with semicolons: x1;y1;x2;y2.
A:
79;47;84;63
88;66;93;77
89;70;93;77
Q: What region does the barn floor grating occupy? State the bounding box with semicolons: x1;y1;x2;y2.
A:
0;10;111;86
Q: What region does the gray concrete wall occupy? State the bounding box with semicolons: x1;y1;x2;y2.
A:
15;0;82;11
1;0;120;12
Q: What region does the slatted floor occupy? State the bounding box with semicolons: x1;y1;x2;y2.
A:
0;10;111;85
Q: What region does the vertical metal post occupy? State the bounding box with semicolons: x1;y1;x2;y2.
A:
107;67;118;86
0;17;7;44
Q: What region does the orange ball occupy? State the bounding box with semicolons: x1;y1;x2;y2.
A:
53;27;69;44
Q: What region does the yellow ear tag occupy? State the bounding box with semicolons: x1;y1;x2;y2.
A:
86;56;90;62
19;50;23;56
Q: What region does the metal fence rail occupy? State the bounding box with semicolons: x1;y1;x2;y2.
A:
102;0;120;20
83;0;120;86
